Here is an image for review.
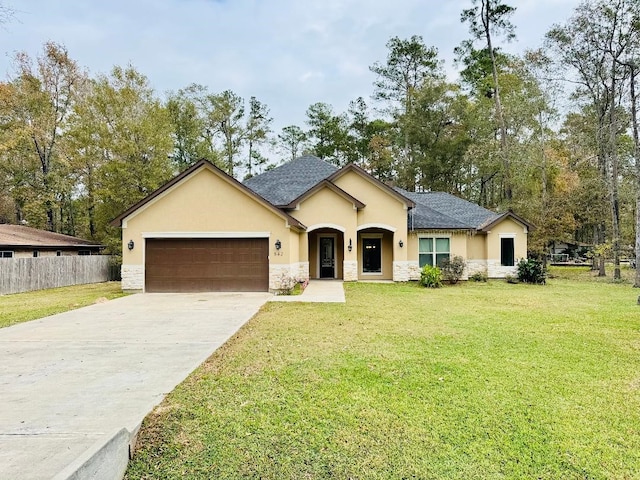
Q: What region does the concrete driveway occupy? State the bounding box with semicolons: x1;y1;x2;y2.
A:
0;292;271;479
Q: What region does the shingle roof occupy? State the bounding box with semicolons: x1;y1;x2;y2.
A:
0;224;102;248
244;155;339;206
397;189;500;230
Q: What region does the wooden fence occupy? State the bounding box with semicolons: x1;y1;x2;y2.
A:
0;256;112;295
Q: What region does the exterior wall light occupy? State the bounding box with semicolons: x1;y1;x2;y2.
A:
399;239;404;248
275;239;281;250
348;238;353;252
127;240;135;251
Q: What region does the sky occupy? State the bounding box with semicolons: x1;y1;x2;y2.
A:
0;0;582;134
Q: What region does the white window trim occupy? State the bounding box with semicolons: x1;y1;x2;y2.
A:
357;223;396;233
418;234;451;268
499;234;516;266
317;234;338;279
361;233;384;275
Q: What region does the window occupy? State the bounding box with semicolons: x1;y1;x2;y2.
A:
56;251;62;257
419;237;450;267
78;250;90;256
362;237;382;273
501;237;515;266
0;251;13;258
33;251;39;258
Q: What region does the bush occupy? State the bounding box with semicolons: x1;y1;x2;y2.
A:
275;273;298;295
440;256;466;284
420;265;443;288
505;274;519;284
469;271;488;282
516;258;546;284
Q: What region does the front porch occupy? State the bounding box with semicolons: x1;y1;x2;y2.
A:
306;226;400;282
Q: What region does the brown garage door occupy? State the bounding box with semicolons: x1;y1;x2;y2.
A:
145;238;269;292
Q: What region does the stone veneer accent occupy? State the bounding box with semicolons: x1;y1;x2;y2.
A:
294;262;309;282
343;260;358;281
387;261;421;282
487;259;518;278
393;261;420;282
121;264;144;291
270;264;309;291
466;259;488;279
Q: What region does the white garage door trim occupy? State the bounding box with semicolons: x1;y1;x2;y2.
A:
142;231;271;238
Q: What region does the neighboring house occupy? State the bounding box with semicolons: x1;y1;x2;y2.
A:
112;156;531;293
0;224;103;258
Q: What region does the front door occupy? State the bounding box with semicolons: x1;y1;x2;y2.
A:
320;237;335;278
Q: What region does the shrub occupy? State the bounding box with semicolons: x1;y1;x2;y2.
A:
440;256;466;284
505;274;519;284
469;271;488;282
275;273;298;295
420;265;442;288
516;258;546;284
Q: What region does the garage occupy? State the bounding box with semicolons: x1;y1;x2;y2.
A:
145;238;269;293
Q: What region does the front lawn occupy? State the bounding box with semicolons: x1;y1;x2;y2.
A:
0;282;126;328
126;279;640;479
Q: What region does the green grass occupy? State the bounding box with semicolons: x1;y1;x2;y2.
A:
0;282;126;328
126;279;640;479
548;263;636;283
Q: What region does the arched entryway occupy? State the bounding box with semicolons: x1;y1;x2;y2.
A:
357;226;395;280
308;227;344;279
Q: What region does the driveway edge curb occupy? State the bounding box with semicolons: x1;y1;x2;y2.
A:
51;427;133;480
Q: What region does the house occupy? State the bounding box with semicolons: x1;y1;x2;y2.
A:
112;156;531;293
0;224;103;258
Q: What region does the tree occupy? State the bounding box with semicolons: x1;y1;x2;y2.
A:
166;89;219;171
305;102;349;165
403;80;472;193
277;125;307;162
459;0;516;203
208;90;245;177
370;36;442;181
1;42;85;231
632;65;640;286
346;97;374;166
0;2;14;25
71;65;173;251
245;96;272;177
546;0;640;279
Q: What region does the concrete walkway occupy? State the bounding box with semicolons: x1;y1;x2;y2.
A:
269;280;345;303
0;292;270;480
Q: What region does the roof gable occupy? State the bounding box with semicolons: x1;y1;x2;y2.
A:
110;159;305;230
479;211;534;232
285;179;365;209
244;155;338;206
327;163;415;208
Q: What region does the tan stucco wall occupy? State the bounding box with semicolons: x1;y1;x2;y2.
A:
332;170;409;263
486;218;528;260
294;186;358;267
467;234;486;260
121;166;297;267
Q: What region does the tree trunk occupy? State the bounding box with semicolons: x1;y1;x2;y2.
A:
609;61;621;280
482;1;510;204
599;222;607;277
630;65;640;288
